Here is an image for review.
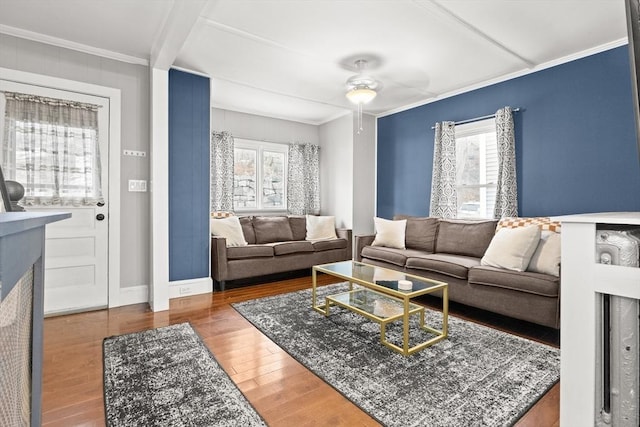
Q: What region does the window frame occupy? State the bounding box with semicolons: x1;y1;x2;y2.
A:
454;118;497;220
233;138;288;213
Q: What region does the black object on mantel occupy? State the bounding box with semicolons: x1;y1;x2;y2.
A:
5;180;25;212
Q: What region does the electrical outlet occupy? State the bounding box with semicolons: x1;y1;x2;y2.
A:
179;286;192;295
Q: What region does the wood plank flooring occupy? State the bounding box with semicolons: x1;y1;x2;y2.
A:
41;274;560;426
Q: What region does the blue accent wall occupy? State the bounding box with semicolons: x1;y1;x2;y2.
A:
168;69;210;281
377;46;640;218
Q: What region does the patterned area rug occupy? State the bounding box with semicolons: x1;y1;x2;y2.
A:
102;323;265;427
233;283;560;427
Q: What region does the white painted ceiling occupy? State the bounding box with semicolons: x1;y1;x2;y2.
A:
0;0;628;125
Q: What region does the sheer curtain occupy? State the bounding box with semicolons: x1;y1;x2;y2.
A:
287;143;320;215
429;121;457;218
494;107;518;218
210;131;234;212
2;91;103;206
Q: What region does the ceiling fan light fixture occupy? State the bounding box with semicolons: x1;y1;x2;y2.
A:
346;86;377;104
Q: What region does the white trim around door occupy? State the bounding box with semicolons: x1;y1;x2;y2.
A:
0;67;122;308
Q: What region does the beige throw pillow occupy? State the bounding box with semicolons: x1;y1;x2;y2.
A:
210;216;248;247
527;231;561;276
481;225;541;272
306;215;337;240
372;217;407;249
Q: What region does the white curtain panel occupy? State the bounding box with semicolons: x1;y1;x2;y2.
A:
494;107;518;218
287;143;320;215
2;91;103;206
429;121;457;218
210;131;234;212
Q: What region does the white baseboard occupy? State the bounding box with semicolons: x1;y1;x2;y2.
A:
117;285;149;307
112;277;212;308
169;277;213;299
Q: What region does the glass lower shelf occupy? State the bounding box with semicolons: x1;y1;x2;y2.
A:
327;288;423;321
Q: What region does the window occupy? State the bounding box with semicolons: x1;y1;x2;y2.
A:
233;139;287;211
1;92;103;206
455;118;497;219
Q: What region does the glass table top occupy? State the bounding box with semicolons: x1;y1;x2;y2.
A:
314;260;446;294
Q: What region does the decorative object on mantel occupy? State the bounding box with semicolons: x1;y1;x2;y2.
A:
5;180;25;212
345;59;380;134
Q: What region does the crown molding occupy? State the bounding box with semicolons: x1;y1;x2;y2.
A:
0;24;149;66
377;37;629;119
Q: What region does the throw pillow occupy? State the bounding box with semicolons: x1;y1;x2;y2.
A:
210;216;248;247
481;225;541;272
305;215;337;240
372;217;407;249
527;231;561;276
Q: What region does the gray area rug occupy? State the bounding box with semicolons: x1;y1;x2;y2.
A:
233;283;560;427
102;322;266;427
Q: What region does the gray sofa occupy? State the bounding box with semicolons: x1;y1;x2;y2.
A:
355;216;560;329
211;215;352;290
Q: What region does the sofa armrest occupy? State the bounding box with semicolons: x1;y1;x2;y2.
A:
210;236;228;281
336;228;353;260
354;234;375;262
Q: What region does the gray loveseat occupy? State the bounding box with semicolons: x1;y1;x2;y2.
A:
355;216;560;329
211;215;352;291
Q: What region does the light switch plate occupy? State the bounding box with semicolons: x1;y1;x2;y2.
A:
128;180;147;192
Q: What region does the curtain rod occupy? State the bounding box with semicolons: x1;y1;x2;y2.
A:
430;107;521;130
220;133;316;146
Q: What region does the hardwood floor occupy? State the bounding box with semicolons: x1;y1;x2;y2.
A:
41;274;560;426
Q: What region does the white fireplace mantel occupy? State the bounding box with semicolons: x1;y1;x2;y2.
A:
554;212;640;425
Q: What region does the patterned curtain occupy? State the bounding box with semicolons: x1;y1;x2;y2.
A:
429;121;457;218
2;91;103;206
287;143;320;215
494;107;518;218
210;131;234;212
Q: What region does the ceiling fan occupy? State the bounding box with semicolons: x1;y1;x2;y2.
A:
345;59;381;134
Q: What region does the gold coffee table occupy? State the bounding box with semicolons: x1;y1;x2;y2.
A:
312;261;448;356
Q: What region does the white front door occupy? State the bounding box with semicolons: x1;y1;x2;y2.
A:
0;81;110;315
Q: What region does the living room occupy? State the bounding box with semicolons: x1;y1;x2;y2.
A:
1;1;640;426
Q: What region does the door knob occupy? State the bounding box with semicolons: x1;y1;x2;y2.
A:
96;214;105;221
97;201;105;207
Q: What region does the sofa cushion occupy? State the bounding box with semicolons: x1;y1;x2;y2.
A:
394;215;439;252
210;216;248;247
481;225;541;272
288;216;307;241
306;215;337;240
468;265;559;297
270;241;315;256
372;217;407;249
527;231;561;277
362;246;406;267
240;216;256;244
435;219;497;258
406;254;481;279
227;245;274;260
312;239;347;252
253;216;294;243
361;246;425;267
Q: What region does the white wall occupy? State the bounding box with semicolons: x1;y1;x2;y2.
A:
211;108;319;144
319;114;354;229
0;34;150;291
353;114;376;235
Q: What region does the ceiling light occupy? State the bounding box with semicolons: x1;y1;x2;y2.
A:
345;59;380;134
346;87;377;104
